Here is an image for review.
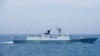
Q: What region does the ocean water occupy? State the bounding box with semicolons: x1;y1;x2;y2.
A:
0;34;100;56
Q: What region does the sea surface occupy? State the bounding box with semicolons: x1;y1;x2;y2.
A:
0;34;100;56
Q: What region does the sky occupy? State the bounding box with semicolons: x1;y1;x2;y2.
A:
0;0;100;34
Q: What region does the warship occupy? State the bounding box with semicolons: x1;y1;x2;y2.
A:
13;28;98;44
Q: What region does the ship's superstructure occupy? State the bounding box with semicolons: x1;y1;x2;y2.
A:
27;28;71;41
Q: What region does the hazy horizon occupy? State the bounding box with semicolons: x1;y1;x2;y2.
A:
0;0;100;34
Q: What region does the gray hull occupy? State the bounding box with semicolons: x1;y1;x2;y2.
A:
13;38;97;44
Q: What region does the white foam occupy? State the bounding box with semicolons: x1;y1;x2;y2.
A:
0;41;13;44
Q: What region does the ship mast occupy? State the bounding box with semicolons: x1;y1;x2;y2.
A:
56;27;62;36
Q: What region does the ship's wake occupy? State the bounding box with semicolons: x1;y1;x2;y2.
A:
0;41;13;44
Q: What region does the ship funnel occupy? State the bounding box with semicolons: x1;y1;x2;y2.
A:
44;28;51;35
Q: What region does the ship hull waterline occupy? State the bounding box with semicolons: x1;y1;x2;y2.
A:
13;38;97;44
